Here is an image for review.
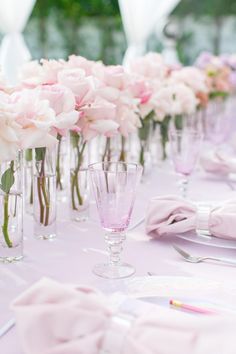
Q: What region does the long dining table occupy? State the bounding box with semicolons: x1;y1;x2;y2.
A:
2;161;236;353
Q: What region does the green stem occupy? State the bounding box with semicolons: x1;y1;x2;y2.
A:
30;177;33;204
41;176;50;226
102;137;111;162
37;176;44;224
36;147;51;226
56;135;63;191
119;136;126;162
2;194;12;248
71;172;78;210
139;142;145;167
71;142;87;210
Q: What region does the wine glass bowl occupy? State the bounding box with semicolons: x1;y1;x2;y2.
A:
169;129;203;198
89;162;142;279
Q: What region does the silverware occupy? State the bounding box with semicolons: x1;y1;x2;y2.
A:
0;318;15;338
173;244;236;266
147;272;157;276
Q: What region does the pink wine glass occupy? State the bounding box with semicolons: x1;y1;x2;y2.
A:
89;162;142;279
169;129;203;198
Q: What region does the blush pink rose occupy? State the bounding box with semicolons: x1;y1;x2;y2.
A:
57;68;95;107
77;97;118;141
36;84;79;133
12;89;57;149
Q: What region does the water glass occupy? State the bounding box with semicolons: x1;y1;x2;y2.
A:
89;162;142;279
169;129;202;198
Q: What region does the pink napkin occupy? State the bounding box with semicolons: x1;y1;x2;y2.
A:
200;149;236;175
12;277;236;354
145;195;236;240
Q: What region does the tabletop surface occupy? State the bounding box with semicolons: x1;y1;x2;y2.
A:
1;162;236;353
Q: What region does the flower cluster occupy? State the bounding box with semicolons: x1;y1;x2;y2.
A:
195;52;233;99
0;51;234;163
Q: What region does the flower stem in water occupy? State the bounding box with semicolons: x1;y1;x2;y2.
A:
2;194;12;248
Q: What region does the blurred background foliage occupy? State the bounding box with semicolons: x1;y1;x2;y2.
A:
24;0;236;65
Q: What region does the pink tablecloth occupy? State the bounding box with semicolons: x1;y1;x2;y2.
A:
1;162;236;353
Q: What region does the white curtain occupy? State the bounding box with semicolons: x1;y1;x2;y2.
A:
0;0;36;85
118;0;181;66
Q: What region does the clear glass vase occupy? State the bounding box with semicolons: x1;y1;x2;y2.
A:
56;134;69;201
70;131;90;222
0;151;23;262
33;146;57;240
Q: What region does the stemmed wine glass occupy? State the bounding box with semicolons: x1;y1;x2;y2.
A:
169;129;203;198
89;162;142;279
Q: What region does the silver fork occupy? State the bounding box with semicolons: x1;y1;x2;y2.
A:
173;244;236;266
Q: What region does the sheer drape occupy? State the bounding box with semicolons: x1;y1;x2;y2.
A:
118;0;181;66
0;0;36;85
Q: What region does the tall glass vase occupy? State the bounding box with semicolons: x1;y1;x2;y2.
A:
33;146;57;240
0;151;23;262
70;131;89;222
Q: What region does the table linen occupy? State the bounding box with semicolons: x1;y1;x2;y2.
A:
1;166;236;353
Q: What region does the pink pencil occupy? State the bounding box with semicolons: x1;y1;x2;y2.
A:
169;299;217;315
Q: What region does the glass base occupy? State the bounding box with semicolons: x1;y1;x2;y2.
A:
34;222;57;240
93;262;135;279
35;233;56;241
0;255;23;263
71;208;89;222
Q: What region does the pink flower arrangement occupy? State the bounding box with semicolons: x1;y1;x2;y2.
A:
195;52;233;99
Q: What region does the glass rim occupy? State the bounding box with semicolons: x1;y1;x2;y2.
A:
88;161;143;172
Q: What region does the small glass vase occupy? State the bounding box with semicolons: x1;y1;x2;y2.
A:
70;131;89;222
56;134;69;201
24;149;34;215
33;146;57;240
0;151;23;262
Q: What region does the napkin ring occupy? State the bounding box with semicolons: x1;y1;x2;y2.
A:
196;205;211;236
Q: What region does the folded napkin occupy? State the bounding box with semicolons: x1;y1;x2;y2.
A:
12;277;236;354
146;195;236;240
200;149;236;175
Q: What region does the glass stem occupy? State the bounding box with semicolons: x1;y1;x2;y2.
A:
105;231;126;266
179;176;189;198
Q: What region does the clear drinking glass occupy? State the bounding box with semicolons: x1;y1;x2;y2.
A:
169;129;203;198
89;162;143;279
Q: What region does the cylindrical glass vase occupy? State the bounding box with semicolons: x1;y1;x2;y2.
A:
70;131;90;222
33;146;57;240
0;151;23;262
